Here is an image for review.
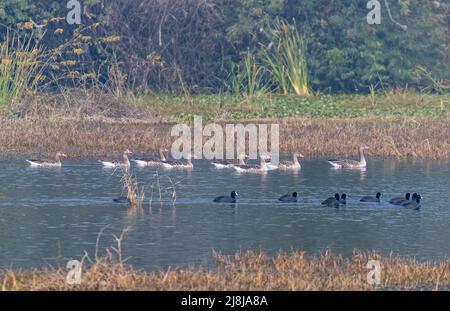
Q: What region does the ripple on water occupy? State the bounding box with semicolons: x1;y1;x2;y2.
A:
0;158;449;270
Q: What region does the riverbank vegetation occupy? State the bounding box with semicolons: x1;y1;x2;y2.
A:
2;250;449;291
0;91;448;160
2;0;448;95
0;1;448;159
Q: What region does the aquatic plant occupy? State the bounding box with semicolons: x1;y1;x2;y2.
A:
120;172;145;210
229;51;268;101
263;18;310;96
149;171;184;208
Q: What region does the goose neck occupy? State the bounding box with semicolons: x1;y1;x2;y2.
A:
359;148;366;165
159;149;167;161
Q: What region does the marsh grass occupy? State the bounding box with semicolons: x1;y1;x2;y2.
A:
0;92;448;160
0;114;449;160
0;33;45;112
1;250;448;291
264;18;310;96
229;51;268;101
120;172;145;209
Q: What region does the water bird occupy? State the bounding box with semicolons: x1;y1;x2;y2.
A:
339;193;347;205
234;155;270;173
401;195;421;210
328;145;369;169
211;153;247;169
213;191;238;203
322;193;340;208
26;152;67;168
113;196;130;204
132;148;169;167
360;192;382;203
278;192;299;203
278;153;304;170
162;153;193;169
265;157;279;171
101;149;132;168
389;193;410;205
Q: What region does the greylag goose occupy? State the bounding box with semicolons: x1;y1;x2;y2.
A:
162;153;193;169
328;145;369;169
26;152;67;168
132;148;169;167
278;153;304;170
278;192;299;202
389;193;411;205
233;155;270;173
101;149;132;168
360;192;382;203
213;191;238;203
322;193;340;208
211;153;247;169
265;159;279;171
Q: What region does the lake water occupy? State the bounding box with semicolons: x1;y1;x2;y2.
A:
0;158;449;271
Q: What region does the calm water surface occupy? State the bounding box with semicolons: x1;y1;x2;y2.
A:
0;158;449;270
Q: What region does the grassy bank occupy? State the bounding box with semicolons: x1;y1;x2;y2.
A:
2;250;449;291
139;92;450;121
0;91;449;160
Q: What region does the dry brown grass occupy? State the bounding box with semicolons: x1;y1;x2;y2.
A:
0;115;449;160
2;250;449;291
279;117;450;160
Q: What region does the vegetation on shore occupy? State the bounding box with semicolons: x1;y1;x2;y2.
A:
2;1;448;94
139;91;450;121
2;250;449;291
0;91;448;160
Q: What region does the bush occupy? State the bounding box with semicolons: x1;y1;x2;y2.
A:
0;0;448;93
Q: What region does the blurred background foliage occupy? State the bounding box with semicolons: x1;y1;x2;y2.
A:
0;0;448;94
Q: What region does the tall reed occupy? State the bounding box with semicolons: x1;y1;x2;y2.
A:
264;18;310;96
121;172;145;209
0;32;44;112
229;50;267;101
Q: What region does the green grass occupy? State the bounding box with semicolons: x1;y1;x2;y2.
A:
137;91;450;122
263;18;310;96
0;33;44;112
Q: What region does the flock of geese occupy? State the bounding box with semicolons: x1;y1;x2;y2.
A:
25;144;422;210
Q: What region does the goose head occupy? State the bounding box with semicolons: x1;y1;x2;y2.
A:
231;191;238;199
56;152;67;158
359;144;370;151
334;193;340;201
238;152;249;160
376;192;382;199
260;153;271;161
124;149;133;155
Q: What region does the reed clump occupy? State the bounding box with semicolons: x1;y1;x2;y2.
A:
0;33;45;113
120;172;145;209
1;250;449;291
263;18;310;96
